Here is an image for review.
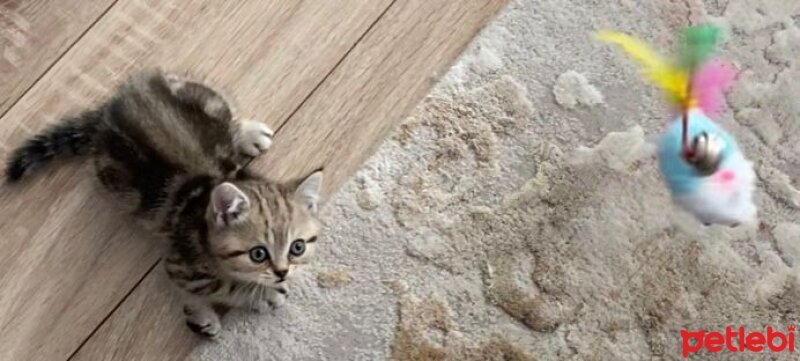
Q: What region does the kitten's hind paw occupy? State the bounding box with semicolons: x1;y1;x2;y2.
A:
236;120;274;157
164;73;186;93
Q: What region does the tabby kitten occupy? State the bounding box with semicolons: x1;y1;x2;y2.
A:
5;69;322;338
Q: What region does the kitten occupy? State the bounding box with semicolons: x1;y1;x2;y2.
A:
5;69;323;338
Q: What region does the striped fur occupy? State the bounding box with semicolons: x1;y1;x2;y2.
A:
6;109;102;181
5;70;323;337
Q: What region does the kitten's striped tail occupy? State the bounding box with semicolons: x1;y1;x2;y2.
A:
5;110;102;182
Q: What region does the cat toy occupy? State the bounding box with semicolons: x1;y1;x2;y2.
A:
598;25;757;227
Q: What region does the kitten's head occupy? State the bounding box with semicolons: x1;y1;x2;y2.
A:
205;170;323;286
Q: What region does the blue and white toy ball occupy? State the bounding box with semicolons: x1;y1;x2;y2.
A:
658;110;756;226
600;25;758;227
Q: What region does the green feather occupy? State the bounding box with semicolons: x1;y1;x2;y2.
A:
677;25;721;73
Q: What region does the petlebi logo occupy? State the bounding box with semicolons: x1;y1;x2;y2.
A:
681;325;796;358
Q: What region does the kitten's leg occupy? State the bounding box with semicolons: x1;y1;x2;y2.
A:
183;297;222;338
164;73;274;161
164;73;233;122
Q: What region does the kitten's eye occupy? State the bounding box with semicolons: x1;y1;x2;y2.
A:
289;239;306;256
249;246;269;263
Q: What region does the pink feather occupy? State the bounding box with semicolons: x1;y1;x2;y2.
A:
691;59;738;118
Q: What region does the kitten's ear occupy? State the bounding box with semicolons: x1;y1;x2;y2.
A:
293;170;323;214
210;182;250;226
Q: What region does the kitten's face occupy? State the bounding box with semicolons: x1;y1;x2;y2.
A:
205;171;322;286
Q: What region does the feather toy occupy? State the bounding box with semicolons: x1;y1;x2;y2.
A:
598;25;757;226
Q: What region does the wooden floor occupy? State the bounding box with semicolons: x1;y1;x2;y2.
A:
0;0;506;360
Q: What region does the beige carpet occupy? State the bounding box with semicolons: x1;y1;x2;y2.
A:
195;0;800;359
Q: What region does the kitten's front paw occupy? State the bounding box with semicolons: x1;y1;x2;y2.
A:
184;304;221;338
250;301;272;314
249;287;287;312
236;120;274;157
267;287;288;310
186;318;221;338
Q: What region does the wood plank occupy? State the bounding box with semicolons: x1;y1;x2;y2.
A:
0;0;116;116
70;0;506;359
0;1;393;360
71;264;197;361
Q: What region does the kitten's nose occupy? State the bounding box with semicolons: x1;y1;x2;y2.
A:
275;269;288;280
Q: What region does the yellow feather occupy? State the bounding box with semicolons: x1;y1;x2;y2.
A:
597;30;689;106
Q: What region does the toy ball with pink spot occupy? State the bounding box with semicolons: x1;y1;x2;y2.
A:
598;25;757;227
